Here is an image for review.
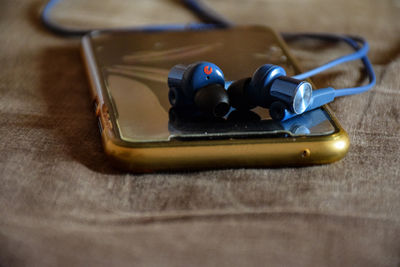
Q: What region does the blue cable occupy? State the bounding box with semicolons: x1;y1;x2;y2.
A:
329;35;375;96
40;0;375;97
40;0;225;36
180;1;376;95
286;33;376;96
290;35;369;80
181;1;376;96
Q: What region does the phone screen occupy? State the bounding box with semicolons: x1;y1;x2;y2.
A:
88;27;336;142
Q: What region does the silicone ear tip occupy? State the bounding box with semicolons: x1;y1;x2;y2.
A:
227;77;254;110
269;101;299;121
269;101;287;121
194;84;230;117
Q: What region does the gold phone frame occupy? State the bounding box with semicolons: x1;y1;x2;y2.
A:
81;26;349;172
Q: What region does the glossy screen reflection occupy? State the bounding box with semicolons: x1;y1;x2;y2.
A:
91;28;335;142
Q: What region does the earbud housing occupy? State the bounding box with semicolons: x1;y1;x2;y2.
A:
168;61;230;117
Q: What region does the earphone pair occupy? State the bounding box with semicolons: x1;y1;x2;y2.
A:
41;0;376;122
167;61;336;121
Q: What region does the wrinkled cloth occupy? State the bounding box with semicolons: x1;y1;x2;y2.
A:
0;0;399;266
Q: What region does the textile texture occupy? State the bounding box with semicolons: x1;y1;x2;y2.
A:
0;0;399;266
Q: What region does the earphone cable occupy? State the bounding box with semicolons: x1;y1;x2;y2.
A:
40;0;227;36
40;0;375;96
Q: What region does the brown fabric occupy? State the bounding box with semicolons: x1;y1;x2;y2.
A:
1;0;400;266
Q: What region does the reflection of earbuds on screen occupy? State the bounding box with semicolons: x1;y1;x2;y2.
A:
168;107;330;136
280;108;328;134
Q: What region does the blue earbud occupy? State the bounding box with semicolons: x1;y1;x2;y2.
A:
227;64;344;121
228;64;315;118
168;61;230;117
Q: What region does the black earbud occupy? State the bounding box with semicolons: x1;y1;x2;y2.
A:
168;61;230;117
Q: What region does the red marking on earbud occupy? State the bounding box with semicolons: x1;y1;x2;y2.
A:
204;66;213;75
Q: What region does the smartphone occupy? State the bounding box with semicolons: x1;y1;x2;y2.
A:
81;25;349;172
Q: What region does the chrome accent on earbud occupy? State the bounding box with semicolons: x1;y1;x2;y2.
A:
270;76;312;114
292;81;312;114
